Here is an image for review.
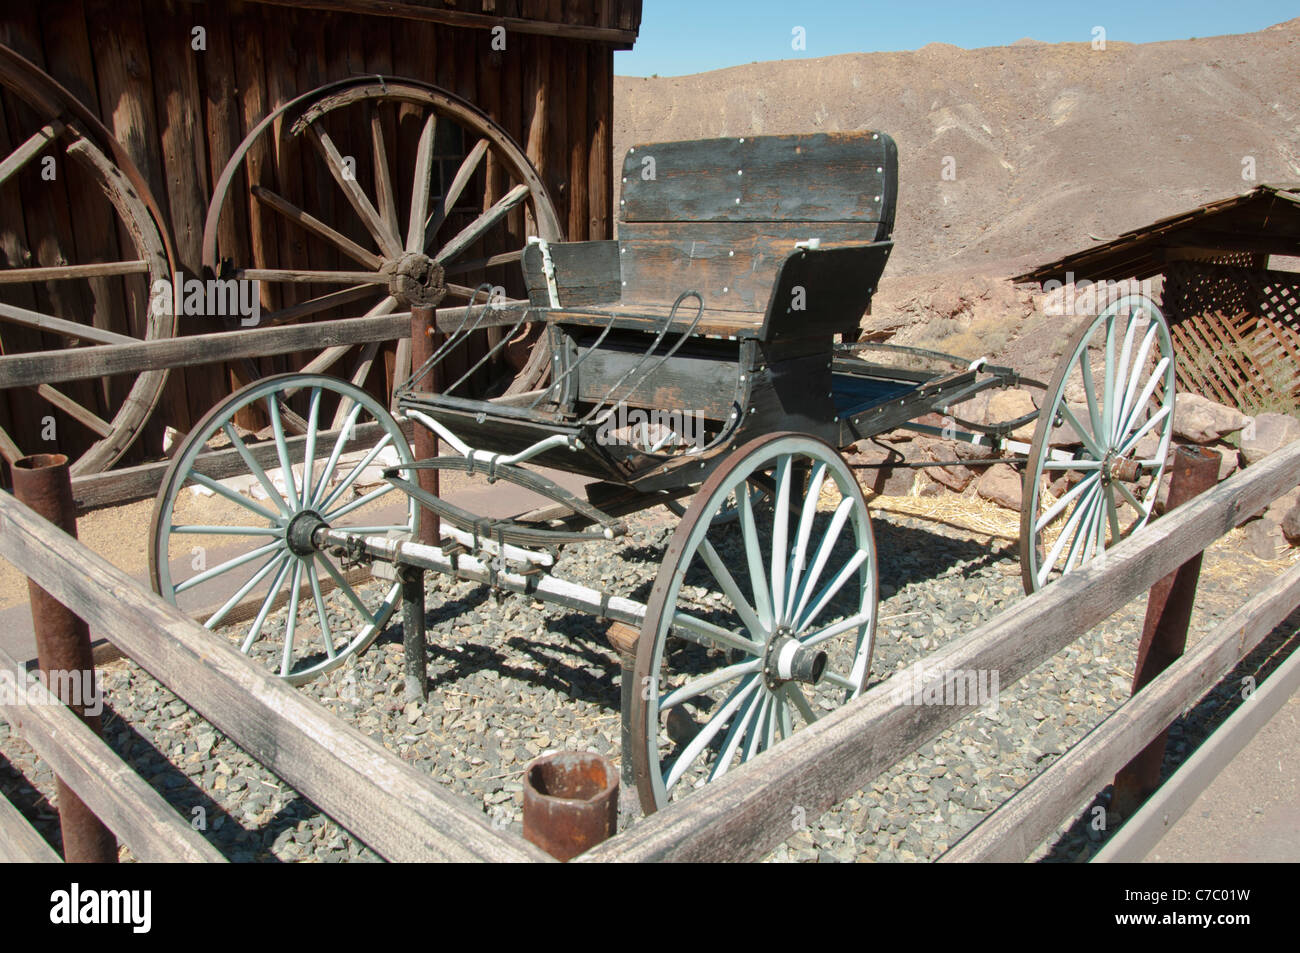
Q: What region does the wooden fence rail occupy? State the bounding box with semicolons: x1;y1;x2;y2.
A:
579;440;1300;863
1;439;1296;863
0;488;552;863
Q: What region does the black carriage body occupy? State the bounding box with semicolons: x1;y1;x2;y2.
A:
400;131;994;499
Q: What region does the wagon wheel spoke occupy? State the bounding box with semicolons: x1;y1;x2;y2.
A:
204;80;562;413
251;185;384;270
307;125;402;259
634;434;877;813
0;301;138;346
0;260;151;284
406;112;439;253
433;184;531;266
1021;297;1175;593
152;374;415;683
368;102;401;242
0;118;65;187
424;138;490;248
32;384;113;436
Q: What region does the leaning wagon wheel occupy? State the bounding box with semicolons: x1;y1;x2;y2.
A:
631;432;879;814
203;76;562;425
1020;295;1176;593
149;373;416;684
0;45;174;474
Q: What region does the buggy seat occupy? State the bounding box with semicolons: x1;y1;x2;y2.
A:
523;132;899;341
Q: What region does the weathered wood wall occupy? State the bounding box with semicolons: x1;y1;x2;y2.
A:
0;0;627;467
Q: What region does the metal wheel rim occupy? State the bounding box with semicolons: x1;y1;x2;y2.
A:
1020;295;1176;593
202;77;563;414
632;432;878;814
149;373;416;684
0;44;174;474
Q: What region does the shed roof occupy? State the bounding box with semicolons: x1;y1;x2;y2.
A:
1013;183;1300;285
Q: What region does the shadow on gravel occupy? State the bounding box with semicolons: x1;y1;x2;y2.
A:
94;704;270;863
0;748;60;853
1039;614;1300;862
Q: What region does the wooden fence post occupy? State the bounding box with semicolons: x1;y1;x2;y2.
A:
1111;444;1222;818
11;453;117;863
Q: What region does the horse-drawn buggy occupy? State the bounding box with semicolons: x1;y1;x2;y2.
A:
149;121;1176;813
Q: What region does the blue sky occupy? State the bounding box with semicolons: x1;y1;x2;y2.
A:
615;1;1298;76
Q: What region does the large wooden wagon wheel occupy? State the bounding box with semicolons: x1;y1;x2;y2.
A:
203;76;562;423
1020;296;1176;592
631;433;879;814
0;45;174;474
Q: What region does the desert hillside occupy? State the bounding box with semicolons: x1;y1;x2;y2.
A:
613;18;1300;280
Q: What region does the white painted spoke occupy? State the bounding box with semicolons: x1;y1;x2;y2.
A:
1038;483;1099;586
300;387;322;508
223;423;293;519
1039;457;1103;470
1113;477;1148;518
1117;404;1171;456
1117;321;1159;439
316;555;378;628
802;610;873;648
1112;312;1140;441
821;670;857;692
1034;471;1097;536
742;694;771;762
709;687;765;782
789;495;855;629
1079;348;1103;441
311;401;365;509
795;548;870;634
738;484;773;630
697;539;767;639
170;525;283;536
1059;402;1105;459
175;539;283;594
1104;483;1123;542
660;658;761;710
280;562;304;677
266;395;300;508
671;610;765;657
203;552;289;631
324;482;396;522
665;675;758;792
241;558;293;653
308;556;337;660
318;432;394;513
785;463;828;622
786;683;818;724
769;457;792;626
1066;492;1102;574
1117;357;1170;440
1102;312;1117;442
189;472;283;524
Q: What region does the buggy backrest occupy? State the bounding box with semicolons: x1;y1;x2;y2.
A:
616;132;898;315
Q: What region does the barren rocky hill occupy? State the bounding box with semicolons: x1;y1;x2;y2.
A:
613;18;1300;281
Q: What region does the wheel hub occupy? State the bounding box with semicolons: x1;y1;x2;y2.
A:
382;251;446;308
285;510;329;557
762;627;827;690
1101;449;1141;485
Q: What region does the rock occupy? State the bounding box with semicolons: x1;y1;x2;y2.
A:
1241;520;1283;561
976;464;1022;511
1204;441;1239;482
1282;503;1300;546
1240;412;1300;465
929;462;975;492
986;389;1038;442
847;441;917;496
1173;394;1248;444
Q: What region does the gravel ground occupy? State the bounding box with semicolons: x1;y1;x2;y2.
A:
1;501;1296;863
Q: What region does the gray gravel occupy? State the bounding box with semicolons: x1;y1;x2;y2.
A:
1;504;1295;862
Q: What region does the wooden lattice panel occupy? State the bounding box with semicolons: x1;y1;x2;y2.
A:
1163;261;1300;414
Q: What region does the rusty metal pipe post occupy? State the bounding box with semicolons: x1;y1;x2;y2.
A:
523;751;619;861
400;566;428;703
410;306;440;545
11;453;117;863
1111;444;1221;819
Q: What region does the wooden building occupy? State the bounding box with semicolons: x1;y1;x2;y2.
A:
0;0;642;474
1014;184;1300;417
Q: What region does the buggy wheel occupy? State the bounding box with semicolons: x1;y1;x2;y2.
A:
149;373;416;684
203;76;564;417
1020;295;1176;593
631;433;878;814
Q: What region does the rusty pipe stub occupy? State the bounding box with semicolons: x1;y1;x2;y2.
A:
522;751;618;861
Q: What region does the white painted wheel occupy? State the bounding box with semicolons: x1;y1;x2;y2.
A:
632;433;878;813
149;373;416;683
1020;295;1176;592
